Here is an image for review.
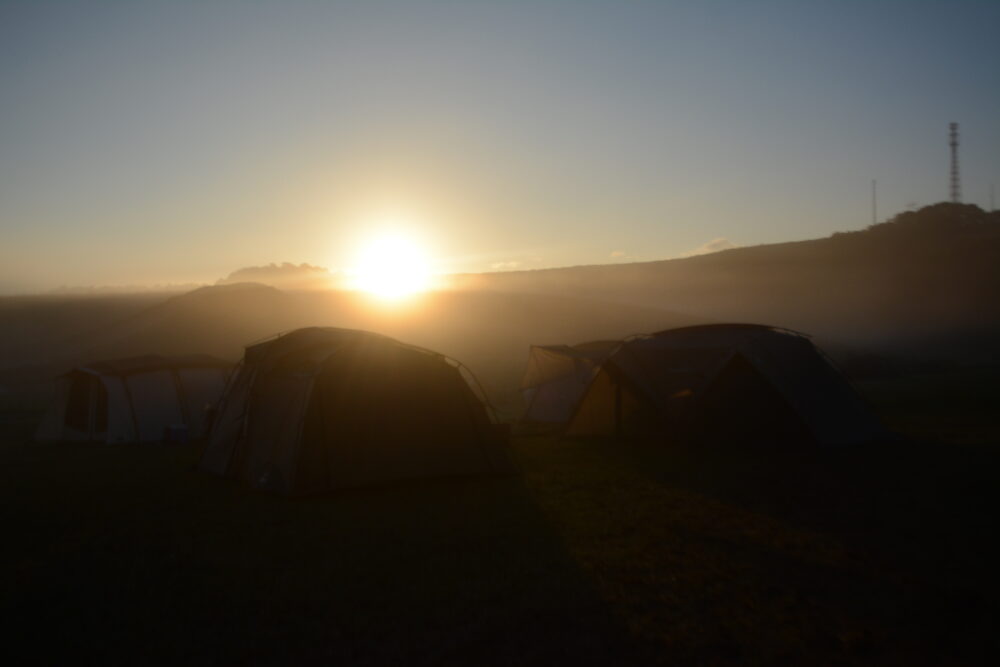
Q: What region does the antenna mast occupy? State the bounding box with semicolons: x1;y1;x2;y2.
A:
871;179;877;224
949;122;961;203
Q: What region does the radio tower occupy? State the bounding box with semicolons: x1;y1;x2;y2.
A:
949;122;961;202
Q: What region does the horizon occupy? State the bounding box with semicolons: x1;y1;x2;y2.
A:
6;198;995;296
2;1;1000;293
0;200;911;296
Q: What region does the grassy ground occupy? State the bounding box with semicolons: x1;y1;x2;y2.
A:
854;366;1000;446
518;436;998;665
1;374;998;665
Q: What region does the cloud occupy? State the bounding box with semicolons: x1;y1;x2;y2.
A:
609;250;637;262
490;260;522;271
679;237;738;258
218;262;336;289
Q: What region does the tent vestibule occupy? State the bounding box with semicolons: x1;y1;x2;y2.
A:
519;341;618;426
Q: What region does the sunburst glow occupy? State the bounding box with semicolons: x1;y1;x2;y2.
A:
350;234;432;299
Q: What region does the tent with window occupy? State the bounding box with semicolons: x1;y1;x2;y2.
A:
520;341;618;426
35;355;231;444
567;324;885;445
199;327;510;494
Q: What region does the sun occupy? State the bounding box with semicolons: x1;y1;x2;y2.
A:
349;234;432;300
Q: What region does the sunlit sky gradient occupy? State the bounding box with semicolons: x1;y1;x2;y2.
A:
2;0;999;292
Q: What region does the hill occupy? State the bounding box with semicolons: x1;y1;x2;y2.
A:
86;283;310;360
457;203;1000;360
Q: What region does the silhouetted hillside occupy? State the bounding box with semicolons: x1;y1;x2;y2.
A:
0;293;174;365
457;203;1000;360
95;283;309;359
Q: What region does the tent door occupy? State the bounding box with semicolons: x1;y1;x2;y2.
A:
91;380;108;439
64;375;108;441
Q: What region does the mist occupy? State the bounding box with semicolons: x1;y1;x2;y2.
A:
2;202;997;420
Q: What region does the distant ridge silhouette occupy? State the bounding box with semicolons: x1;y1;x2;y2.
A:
455;203;1000;356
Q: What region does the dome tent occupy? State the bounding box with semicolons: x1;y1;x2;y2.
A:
568;324;885;446
35;355;231;444
199;328;510;494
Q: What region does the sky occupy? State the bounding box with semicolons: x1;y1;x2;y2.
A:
1;0;999;292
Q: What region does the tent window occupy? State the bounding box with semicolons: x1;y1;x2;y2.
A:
65;375;92;431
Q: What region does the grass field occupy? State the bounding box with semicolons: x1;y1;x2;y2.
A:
854;367;1000;446
2;402;998;666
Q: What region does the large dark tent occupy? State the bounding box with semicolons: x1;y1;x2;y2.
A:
567;324;885;445
200;327;510;494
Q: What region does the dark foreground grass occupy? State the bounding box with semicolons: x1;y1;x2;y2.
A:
1;419;998;665
855;366;1000;446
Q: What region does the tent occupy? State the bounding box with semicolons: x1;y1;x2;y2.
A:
567;324;885;445
520;341;618;425
35;355;231;443
199;327;510;494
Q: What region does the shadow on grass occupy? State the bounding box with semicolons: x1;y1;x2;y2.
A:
596;434;1000;664
0;426;647;666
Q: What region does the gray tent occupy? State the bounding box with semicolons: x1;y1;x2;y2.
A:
200;327;510;494
520;341;618;425
35;355;231;444
568;324;885;445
